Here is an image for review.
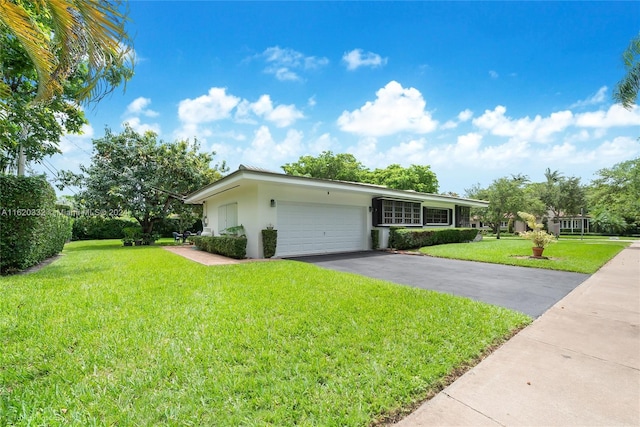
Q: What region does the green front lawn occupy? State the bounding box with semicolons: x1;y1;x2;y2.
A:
1;240;530;426
419;236;629;274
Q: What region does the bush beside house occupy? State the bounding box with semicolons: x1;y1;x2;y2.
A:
389;227;479;250
191;236;247;259
1;176;72;274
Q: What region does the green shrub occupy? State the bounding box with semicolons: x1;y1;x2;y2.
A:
0;175;72;274
191;235;247;259
261;229;277;258
387;226;406;249
371;229;380;249
390;228;479;250
72;216;139;240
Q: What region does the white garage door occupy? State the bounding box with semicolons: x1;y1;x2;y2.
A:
276;202;366;257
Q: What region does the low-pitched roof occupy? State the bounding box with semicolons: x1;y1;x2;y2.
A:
184;165;489;207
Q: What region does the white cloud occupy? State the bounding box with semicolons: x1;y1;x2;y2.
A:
307;132;338;153
575;104;640;128
236;95;304;128
259;46;329;81
337;81;438;137
458;109;473;122
342;49;388;70
125;97;159;117
441;109;474;130
123;117;161;134
175;87;304;138
570;86;608;108
122;97;161;134
489;70;499;79
441;120;458;130
178;87;240;125
472;105;574;143
243;126;305;165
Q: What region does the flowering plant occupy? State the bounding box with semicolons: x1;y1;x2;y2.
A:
517;211;556;248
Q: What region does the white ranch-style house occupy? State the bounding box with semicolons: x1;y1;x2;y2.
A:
184;165;489;259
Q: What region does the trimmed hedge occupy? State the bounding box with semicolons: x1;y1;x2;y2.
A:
261;229;277;258
371;229;380;250
1;175;72;274
389;227;479;250
72;216;139;240
191;235;247;259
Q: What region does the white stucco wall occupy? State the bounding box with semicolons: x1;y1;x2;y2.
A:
194;172;481;258
200;181;376;258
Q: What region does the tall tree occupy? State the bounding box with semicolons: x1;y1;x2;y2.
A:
368;163;439;193
613;32;640;110
282;152;439;193
0;27;86;173
466;176;541;239
587;157;640;233
0;0;133;103
0;0;133;174
282;151;367;182
539;168;586;220
59;126;226;235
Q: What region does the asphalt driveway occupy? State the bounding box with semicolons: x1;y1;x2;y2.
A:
291;251;590;318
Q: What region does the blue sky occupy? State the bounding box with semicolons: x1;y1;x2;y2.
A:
42;1;640;195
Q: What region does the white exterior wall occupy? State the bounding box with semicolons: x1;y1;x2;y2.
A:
201;182;376;258
191;170;486;258
201;185;260;257
259;182;373;257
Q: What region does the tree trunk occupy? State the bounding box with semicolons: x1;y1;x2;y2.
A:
17;145;25;176
140;217;154;235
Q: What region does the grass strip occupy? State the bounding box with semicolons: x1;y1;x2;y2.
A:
419;236;629;274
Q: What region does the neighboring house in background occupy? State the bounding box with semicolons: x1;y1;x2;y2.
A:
471;212;591;235
184;165;489;259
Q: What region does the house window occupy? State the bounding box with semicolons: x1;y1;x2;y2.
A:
455;205;471;228
218;203;238;232
424;208;451;225
374;199;421;225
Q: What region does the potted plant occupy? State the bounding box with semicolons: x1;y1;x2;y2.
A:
122;226;141;247
517;211;556;258
141;232;159;245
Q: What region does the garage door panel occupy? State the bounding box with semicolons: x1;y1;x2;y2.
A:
276;202;366;257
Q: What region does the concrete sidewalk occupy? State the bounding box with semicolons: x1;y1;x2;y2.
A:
395;242;640;426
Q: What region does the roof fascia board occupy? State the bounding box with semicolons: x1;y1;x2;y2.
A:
185;168;489;207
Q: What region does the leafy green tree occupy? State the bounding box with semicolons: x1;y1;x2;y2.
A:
0;0;133;174
538;168;586;220
59;126;226;235
282;151;367;182
0;26;87;173
589;209;628;235
466;175;540;239
587;157;640;233
282;152;439;193
0;0;133;102
368;164;439;193
613;32;640;110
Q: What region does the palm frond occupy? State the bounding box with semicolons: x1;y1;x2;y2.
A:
0;0;58;100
